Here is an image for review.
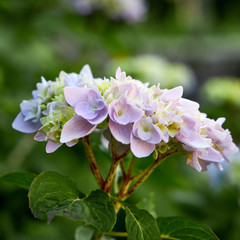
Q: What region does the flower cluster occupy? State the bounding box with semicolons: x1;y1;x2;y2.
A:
13;65;238;171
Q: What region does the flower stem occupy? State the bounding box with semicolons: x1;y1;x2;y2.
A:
120;150;180;201
160;235;180;240
120;160;126;178
82;136;104;189
103;137;118;193
107;232;128;237
116;156;136;196
127;155;136;178
103;137;130;193
130;167;149;181
102;156;122;193
114;156;137;212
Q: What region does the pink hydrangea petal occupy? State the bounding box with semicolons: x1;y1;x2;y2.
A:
222;142;238;156
207;127;226;143
161;86;183;102
148;125;162;144
143;100;157;116
126;83;142;100
109;98;143;125
116;67;122;78
179;98;199;112
115;67;127;80
64;87;90;107
130;134;155;158
198;147;224;162
46;140;62;153
180;115;198;136
34;130;46;142
66;140;78;147
113;111;129;125
176;132;210;149
60;115;96;143
118;82;133;95
109;119;132;144
192;150;202;172
134;118;162;144
216;117;225;126
109;99;127;123
12;113;41;133
137;126;152;141
126;104;144;123
132;119;141;132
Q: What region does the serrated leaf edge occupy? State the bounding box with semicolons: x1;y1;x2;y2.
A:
158;217;219;240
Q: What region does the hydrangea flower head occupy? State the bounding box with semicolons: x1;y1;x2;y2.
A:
13;65;238;172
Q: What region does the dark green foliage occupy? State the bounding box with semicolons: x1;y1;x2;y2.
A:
125;205;160;240
157;216;219;240
28;171;116;233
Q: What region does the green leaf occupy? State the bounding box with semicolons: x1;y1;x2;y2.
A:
0;172;37;190
28;171;116;233
157;216;219;240
125;205;160;240
28;171;81;220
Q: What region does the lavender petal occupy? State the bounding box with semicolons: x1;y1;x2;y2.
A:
12;113;41;133
60;115;96;143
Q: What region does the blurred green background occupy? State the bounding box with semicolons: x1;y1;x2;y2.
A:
0;0;240;239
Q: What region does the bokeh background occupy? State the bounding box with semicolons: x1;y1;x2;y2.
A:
0;0;240;239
